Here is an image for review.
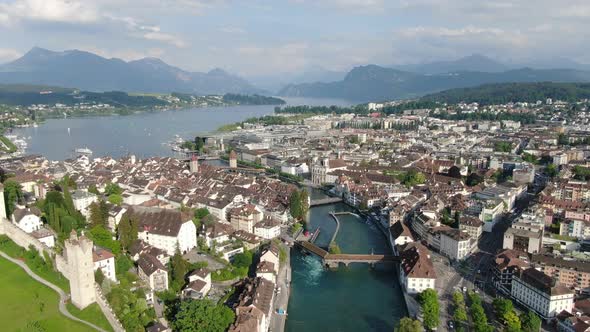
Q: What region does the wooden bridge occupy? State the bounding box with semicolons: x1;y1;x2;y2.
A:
295;241;398;268
309;197;343;206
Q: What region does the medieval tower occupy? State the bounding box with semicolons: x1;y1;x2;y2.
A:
65;230;96;309
229;150;238;169
189;154;199;173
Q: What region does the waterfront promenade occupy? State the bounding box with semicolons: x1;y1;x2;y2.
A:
270;245;291;332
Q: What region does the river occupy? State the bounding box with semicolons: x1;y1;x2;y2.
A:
12;97;352;161
286;190;406;332
11;98;405;331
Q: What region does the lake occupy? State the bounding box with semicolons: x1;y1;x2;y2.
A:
12;97;352;160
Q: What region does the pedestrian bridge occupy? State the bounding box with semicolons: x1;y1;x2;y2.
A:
309;197;343;206
295;241;398;268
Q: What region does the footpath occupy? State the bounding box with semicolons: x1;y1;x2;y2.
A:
0;251;108;332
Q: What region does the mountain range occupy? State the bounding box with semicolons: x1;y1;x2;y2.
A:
279;62;590;102
0;47;264;95
2;48;590;102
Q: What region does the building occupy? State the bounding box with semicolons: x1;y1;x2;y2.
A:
93;247;117;282
182;268;211;299
253;216;281;240
560;218;590;240
11;207;42;233
492;249;530;295
31;227;55;248
511;268;574;320
229;306;266;332
503;222;543;254
138;253;169;303
130;207;197;255
230;204;263;234
235;277;275;332
311;158;347;185
398;242;437;294
71;190;98;218
479;199;505;232
256;261;277;284
439;229;475;261
531;254;590;291
459;216;483;239
65;230;96;309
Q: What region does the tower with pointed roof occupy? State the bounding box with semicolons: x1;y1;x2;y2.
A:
229;150;237;169
190;154;199;173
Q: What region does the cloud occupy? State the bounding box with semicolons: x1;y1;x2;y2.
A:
143;31;187;48
0;0;99;25
0;48;22;62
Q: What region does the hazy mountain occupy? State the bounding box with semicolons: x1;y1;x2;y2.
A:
0;47;265;95
392;54;509;74
278;64;590;102
250;66;347;93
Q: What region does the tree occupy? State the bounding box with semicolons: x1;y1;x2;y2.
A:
504;311;521;332
231;250;253;269
118;213;138;251
88;184;99;195
105;183;123;196
448;166;462;178
520;311;541;332
329;243;342;254
95;268;105;285
492;298;514;320
466;172;483;186
453;307;468;323
395;317;423;332
3;179;23;217
170;248;190;291
289;191;302;220
108;194;123;205
170;299;235;332
546;164;558;178
89;225;121;255
89;202;105;227
418;289;439;330
193;208;210;229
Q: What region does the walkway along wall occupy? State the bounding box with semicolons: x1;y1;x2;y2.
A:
0;218;123;331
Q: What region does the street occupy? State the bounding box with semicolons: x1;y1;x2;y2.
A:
269;245;291;332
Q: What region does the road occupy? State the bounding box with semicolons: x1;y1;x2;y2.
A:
0;251;110;332
269;245;291;332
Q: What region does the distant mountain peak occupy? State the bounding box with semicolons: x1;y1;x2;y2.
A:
0;47;266;95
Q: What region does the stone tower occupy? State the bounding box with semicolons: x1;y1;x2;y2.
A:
190;155;199;173
229;150;237;169
65;230;96;309
0;183;6;220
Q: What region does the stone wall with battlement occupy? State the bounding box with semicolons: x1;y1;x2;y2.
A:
0;219;50;258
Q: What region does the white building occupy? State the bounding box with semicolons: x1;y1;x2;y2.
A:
439;229;476;261
254;216;281;240
398;242;437;294
130;207;197;255
71;190;98;218
183;268;211;299
93;247;117;282
511;268;574;320
12;207;43;233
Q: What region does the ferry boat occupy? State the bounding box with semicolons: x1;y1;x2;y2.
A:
75;147;93;156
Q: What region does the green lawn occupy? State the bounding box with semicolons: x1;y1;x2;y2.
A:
67;303;114;332
0;256;95;332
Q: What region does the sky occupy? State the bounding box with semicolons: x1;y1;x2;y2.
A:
0;0;589;79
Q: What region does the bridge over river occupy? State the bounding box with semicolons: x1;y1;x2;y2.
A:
309;197;343;207
296;240;399;268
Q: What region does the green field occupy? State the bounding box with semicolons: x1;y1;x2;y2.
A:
0;256;95;332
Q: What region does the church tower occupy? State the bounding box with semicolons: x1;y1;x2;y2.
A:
190;155;199;173
0;183;6;220
65;230;96;309
229;150;237;169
